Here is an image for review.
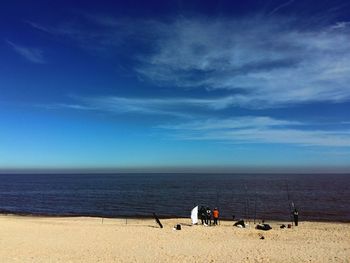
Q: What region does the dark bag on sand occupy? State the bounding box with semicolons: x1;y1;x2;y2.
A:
234;220;245;228
176;224;181;230
256;224;272;231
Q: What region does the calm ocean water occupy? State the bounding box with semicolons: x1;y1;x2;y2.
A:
0;173;349;222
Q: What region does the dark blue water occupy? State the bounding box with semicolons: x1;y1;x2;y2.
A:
0;173;349;221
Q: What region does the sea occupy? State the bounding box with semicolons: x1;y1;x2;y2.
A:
0;173;349;222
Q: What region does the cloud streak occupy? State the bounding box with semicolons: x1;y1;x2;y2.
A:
268;0;295;16
49;95;241;117
50;96;350;147
159;117;350;147
6;40;46;64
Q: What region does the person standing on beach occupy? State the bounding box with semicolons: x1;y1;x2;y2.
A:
293;208;299;226
206;207;212;225
213;207;219;225
199;206;206;225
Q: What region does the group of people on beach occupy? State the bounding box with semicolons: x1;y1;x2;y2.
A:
196;206;298;227
199;206;219;226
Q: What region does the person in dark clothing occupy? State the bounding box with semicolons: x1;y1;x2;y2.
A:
206;207;212;225
293;208;299;226
199;206;206;225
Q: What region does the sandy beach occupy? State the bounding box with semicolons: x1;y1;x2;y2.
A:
0;215;349;262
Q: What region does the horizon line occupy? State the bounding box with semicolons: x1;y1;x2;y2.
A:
1;166;350;174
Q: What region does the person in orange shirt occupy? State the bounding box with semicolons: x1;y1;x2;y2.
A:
213;207;219;225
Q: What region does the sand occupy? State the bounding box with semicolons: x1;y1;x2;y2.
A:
0;215;349;262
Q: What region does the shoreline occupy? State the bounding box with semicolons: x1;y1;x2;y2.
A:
0;211;349;223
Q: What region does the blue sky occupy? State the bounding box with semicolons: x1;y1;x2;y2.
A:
1;0;350;171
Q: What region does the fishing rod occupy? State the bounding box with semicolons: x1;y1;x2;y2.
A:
101;200;106;224
286;183;294;226
244;185;249;224
254;190;257;224
215;187;220;225
231;190;235;222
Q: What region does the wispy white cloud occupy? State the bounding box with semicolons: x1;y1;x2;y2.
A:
159;117;350;147
26;17;151;52
6;40;46;64
268;0;295;16
43;103;93;111
49;95;243;117
28;15;350;109
133;17;350;108
330;21;350;30
158;117;301;130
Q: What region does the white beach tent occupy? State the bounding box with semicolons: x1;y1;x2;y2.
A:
191;205;198;225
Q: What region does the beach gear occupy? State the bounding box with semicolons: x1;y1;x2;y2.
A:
244;185;249;222
286;183;296;226
234;220;245;228
191;206;199;225
153;213;163;228
173;224;182;230
256;223;272;231
254;191;257;224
